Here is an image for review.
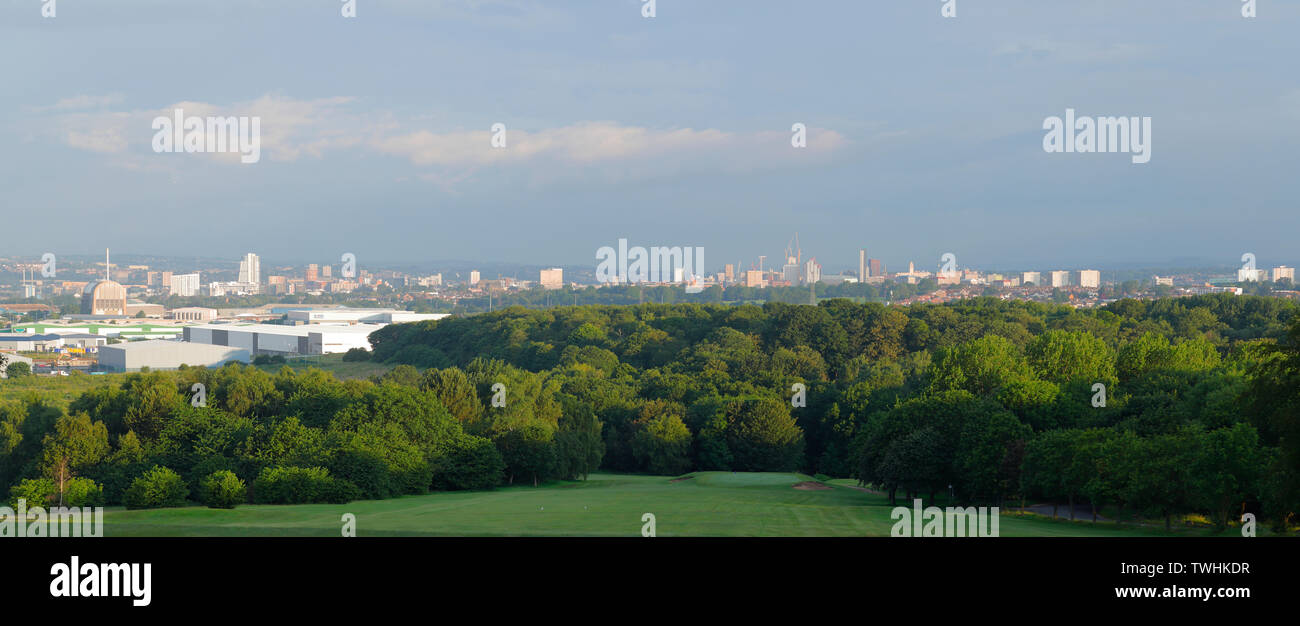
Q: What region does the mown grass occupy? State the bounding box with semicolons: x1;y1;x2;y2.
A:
101;472;1204;537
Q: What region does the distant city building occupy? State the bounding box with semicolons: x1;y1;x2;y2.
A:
744;270;765;288
305;264;319;282
238;252;261;287
540;268;563;289
170;273;200;297
1022;271;1042;286
81;280;126;316
126;301;165;318
321;265;333;279
820;274;858;286
1238;267;1267;282
1272;266;1294;283
1153;275;1174;286
724;264;735;283
781;258;800;285
859;249;867;280
170;307;217;322
208;281;258;297
1050;271;1070;288
1077;270;1101;288
869;259;884;278
469;270;481;286
82;249;127;315
803;259;821;285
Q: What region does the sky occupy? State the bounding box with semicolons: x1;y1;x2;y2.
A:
2;0;1297;274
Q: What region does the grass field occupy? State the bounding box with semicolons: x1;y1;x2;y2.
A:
253;353;395;379
0;372;117;409
101;472;1209;537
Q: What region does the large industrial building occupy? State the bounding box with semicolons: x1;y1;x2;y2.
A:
81;279;127;315
0;333;66;351
98;340;250;372
82;249;128;315
283;308;448;325
183;323;380;356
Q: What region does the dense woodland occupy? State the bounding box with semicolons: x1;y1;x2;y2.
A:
3;294;1299;532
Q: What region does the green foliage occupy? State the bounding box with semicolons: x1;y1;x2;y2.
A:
2;295;1297;527
252;466;359;504
123;466;189;510
8;476;103;508
430;433;505;490
724;398;804;472
200;470;247;509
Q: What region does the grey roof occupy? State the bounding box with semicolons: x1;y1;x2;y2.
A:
0;333;63;342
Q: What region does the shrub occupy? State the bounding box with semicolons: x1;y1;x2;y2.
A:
342;348;371;362
200;471;247;509
253;466;360;504
8;478;56;508
61;477;106;507
10;477;104;508
123;466;190;509
188;455;241;494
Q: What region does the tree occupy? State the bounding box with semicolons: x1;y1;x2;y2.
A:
1242;318;1300;527
928;335;1032;397
1026;330;1115;385
496;422;556;486
1194;423;1265;529
724;398;804;472
430;433;505;490
955;410;1031;504
631;411;693;476
1124;428;1202;531
40;413;110;507
554;401;604;480
877;427;946;503
419;367;482;423
6;361;31;378
1021;431;1074;519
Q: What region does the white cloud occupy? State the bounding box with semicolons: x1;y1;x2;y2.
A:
373;121;848;185
37;95;850;185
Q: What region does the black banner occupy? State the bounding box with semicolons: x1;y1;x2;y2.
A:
3;538;1288;614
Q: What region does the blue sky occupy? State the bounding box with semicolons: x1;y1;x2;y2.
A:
2;0;1297;273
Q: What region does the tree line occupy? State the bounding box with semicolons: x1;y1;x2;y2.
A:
1;294;1297;532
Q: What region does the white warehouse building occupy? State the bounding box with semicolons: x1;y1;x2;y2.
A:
284;308;448;325
99;340;250;372
183;323;380;356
